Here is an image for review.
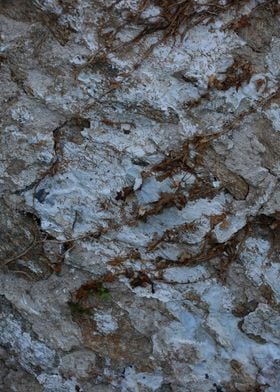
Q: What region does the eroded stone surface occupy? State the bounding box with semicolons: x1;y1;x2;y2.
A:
1;0;280;391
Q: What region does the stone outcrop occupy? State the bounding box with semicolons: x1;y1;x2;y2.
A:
1;1;280;391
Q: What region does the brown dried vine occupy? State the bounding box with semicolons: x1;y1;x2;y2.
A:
208;57;253;91
98;0;251;67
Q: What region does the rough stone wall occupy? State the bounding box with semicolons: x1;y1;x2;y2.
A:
0;0;280;391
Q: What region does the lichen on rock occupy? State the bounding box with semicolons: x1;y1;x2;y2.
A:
1;0;280;391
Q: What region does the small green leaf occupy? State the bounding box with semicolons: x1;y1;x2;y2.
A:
97;286;112;300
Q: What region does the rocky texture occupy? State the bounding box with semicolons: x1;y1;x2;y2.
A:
0;0;280;391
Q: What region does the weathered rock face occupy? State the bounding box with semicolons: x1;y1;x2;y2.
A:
1;0;280;391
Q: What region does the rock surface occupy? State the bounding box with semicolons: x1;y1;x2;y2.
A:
1;0;280;391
